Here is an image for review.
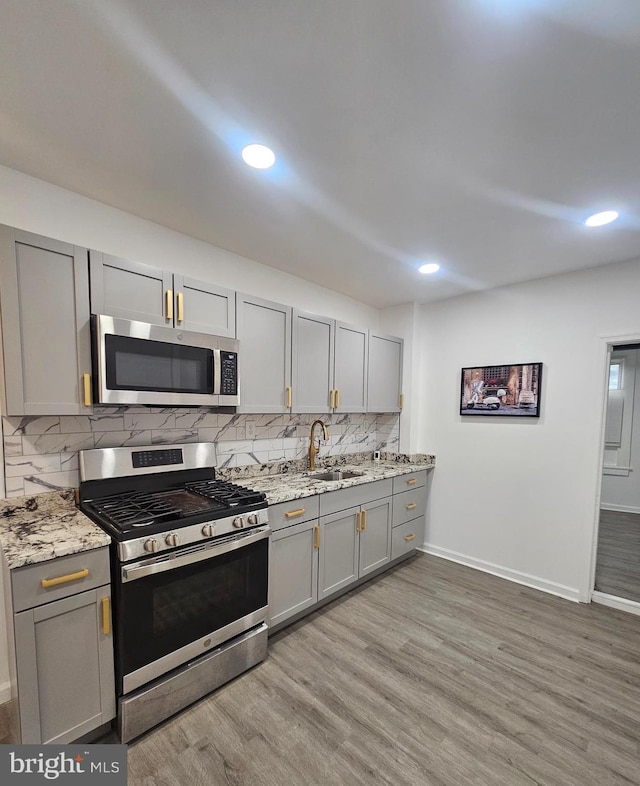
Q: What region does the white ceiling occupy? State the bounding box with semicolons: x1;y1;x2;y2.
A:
2;0;640;308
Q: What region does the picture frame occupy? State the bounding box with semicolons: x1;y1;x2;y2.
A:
460;363;543;417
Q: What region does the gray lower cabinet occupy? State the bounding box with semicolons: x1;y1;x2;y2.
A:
0;226;93;415
90;252;236;336
269;519;319;626
9;548;115;744
236;293;292;413
318;496;392;600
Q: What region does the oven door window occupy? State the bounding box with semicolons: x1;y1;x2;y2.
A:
119;537;268;677
105;334;214;394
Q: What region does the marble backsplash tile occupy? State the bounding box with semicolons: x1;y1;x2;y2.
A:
2;408;399;497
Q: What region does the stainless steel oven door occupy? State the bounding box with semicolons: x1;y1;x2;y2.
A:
117;526;270;694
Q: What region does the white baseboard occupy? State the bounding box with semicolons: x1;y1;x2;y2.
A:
591;591;640;617
0;680;11;704
600;503;640;515
418;544;581;603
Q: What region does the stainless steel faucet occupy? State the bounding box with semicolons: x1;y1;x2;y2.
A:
308;419;329;471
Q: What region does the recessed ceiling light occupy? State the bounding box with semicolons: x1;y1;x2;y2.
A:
418;263;440;275
584;210;619;227
241;144;276;169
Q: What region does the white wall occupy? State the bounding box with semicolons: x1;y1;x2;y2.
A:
0;165;379;327
417;258;640;602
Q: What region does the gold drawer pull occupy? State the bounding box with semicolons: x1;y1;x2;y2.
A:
404;533;416;542
313;525;320;550
406;478;417;485
82;373;92;407
176;291;184;323
165;288;173;320
406;502;417;510
41;568;89;589
285;508;306;519
101;596;111;635
286;386;292;408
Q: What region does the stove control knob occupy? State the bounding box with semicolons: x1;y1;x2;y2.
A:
201;524;215;538
144;538;159;553
165;532;179;548
247;514;259;526
232;516;245;529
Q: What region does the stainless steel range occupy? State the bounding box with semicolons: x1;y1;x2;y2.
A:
78;443;270;742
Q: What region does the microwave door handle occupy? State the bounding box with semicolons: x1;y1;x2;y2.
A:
213;348;221;396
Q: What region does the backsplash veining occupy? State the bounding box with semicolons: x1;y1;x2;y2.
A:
2;409;400;498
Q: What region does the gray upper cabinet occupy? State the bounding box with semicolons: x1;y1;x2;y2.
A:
333;322;368;413
0;226;93;416
236;294;292;413
90;253;235;337
291;309;334;413
368;331;404;413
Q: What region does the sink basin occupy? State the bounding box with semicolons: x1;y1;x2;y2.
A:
309;469;364;482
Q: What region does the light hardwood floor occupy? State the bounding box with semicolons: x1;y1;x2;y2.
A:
595;509;640;602
124;554;640;786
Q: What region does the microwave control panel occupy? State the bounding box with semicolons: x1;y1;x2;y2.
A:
220;352;238;395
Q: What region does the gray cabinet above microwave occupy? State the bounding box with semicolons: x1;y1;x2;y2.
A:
89;252;236;338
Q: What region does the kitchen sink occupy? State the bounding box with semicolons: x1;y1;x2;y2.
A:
308;469;364;482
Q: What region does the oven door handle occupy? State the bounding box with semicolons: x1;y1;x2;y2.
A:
121;526;271;583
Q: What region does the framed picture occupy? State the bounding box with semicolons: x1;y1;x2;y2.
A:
460;363;543;417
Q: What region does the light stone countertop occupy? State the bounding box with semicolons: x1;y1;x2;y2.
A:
0;489;110;570
238;458;435;506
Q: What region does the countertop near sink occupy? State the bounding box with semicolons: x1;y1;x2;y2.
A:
241;458;435;506
0;490;110;570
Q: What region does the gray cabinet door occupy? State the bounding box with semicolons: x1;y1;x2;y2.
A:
368;331;403;413
173;275;236;337
90;251;172;326
14;586;116;744
269;519;319;626
318;506;359;600
292;309;334;414
236;294;292;413
359;497;392;577
334;321;368;413
0;226;93;415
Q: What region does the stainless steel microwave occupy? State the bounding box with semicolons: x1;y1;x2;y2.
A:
92;314;239;407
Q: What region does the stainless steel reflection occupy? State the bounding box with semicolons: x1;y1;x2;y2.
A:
121;527;271;583
80;442;218;482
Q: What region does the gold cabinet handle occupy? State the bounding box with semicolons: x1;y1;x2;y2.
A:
101;596;111;635
82;373;92;407
176;291;184;323
361;509;367;531
406;478;417;485
41;568;89;589
165;288;173;320
313;524;320;550
330;389;336;408
400;393;404;410
406;502;417;510
335;389;340;409
286;386;292;408
404;533;416;542
356;511;362;532
285;508;306;519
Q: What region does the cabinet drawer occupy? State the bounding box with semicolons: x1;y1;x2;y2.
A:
319;479;393;517
392;487;426;528
391;517;425;560
12;547;111;613
392;470;427;495
268;496;320;532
